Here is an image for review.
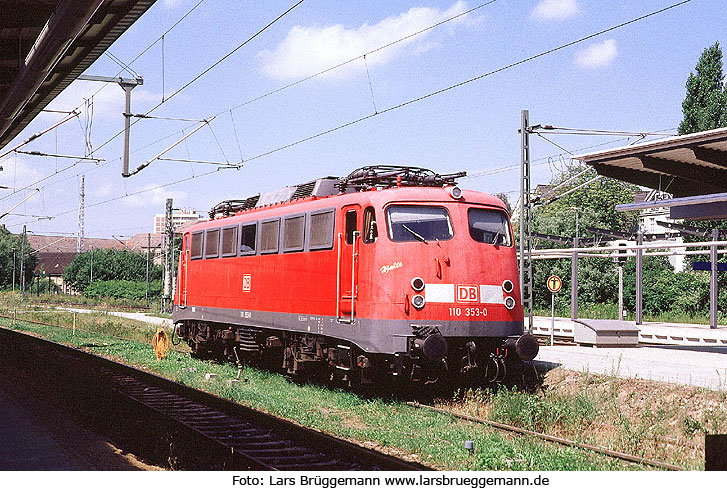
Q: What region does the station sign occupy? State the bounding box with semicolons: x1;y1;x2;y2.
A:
692;261;727;272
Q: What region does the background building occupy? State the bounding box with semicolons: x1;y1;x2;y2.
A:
154;209;203;235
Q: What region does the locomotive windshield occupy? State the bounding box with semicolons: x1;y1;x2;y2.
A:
386;205;453;242
468;208;512;246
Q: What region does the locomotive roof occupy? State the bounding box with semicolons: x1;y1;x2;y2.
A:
188;185;506;233
207;165;468;219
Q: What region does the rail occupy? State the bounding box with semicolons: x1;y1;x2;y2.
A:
407;402;686;471
0;325;427;471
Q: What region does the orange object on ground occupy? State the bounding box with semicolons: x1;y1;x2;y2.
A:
152;328;170;361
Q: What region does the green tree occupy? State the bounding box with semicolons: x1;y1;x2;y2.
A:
496;193;512;214
63;248;162;292
527;164;640;311
678;42;727;134
0;226;35;289
678;42;727;319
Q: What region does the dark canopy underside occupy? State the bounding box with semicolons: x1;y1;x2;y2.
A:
0;0;155;150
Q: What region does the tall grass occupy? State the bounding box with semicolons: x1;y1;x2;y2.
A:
0;312;635;471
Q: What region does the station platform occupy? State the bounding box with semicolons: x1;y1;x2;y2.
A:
532;316;727;390
533;316;727;347
535;345;727;390
0;370;157;470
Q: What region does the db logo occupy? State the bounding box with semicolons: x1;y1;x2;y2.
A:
242;274;251;293
456;285;479;303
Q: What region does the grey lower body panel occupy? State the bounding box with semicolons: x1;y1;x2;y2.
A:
173;305;523;355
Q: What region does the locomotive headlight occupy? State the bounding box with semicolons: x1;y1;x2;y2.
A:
449;186;463;200
504;296;516;310
411;277;425;292
412;294;426;310
502;279;514;293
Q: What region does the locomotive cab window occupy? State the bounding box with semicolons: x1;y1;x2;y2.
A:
221;226;237;257
260;219;280;254
240;222;257;255
386;205;453;242
363;207;378;244
205;229;220;258
190;231;204;259
468;208;512;246
309;209;335;250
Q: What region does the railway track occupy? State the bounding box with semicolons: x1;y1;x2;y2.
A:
0;325;427;471
407;402;686;471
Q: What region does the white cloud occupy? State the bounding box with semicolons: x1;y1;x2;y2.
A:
0;156;44;191
532;0;580;21
575;39;617;68
91;180;115;199
121;183;188;208
258;1;470;81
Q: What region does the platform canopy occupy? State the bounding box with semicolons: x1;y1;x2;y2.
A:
0;0;156;150
574;127;727;220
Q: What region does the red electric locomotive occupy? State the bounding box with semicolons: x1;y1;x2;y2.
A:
173;166;538;387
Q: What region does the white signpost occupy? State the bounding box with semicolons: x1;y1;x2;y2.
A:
547;275;562;346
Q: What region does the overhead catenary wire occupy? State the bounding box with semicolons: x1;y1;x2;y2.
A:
102;0;306;178
3;121;205;202
105;51;139;79
16;150;105;162
0;0;210;194
9;1;693;231
224;0;499;115
531;125;677;137
127;117;214;176
144;0;306;119
158;157;241;167
217;0;696;165
0;110;79;161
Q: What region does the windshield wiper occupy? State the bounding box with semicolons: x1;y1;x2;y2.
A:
402;224;428;244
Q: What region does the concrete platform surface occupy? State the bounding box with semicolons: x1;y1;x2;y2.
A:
536;345;727;391
0;371;158;470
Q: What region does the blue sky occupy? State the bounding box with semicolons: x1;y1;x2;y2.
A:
0;0;723;239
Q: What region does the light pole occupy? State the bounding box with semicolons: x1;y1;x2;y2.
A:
569;207;580;320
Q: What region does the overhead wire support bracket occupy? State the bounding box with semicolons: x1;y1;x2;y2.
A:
0;110;79;163
0;188;41;220
77;74;143;177
528;124;676;137
158;157;243;168
126;117;215;177
16;150;105;162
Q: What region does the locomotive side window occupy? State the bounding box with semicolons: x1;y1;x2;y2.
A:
309;209;335;250
468;208;512;246
386;205;453;242
283;215;305;252
205;229;220;258
345;210;357;244
260;219;280;254
240;222;257;255
221;226;237;257
363;207;377;244
190;231;204;259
